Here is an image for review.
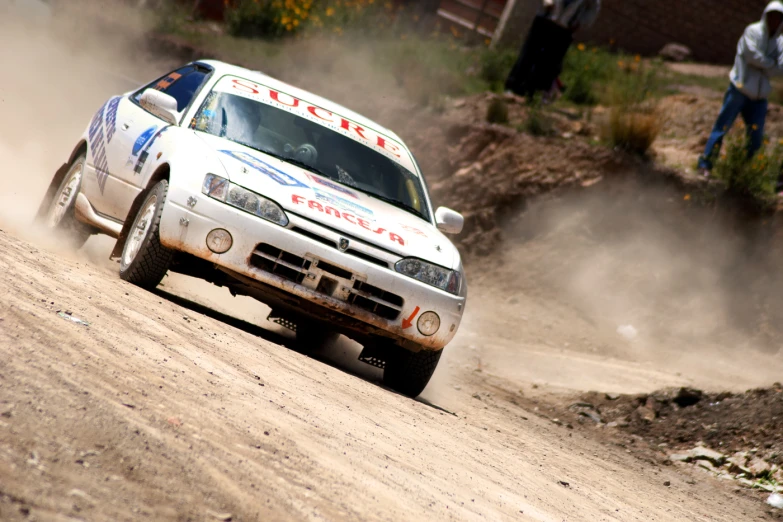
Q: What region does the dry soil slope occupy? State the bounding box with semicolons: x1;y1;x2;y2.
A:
0;229;770;521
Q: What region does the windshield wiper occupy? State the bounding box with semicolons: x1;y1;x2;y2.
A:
361;191;429;221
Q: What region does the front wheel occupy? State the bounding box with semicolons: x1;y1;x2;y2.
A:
43;154;92;248
119;180;174;289
382;346;442;398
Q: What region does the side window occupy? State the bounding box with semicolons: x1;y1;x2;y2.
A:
133;65;210;114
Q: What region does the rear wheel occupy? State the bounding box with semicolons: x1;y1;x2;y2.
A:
119;180;174;289
382;346;442;398
43;154;92;248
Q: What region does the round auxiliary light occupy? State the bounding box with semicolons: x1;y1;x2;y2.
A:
417;311;441;337
206;228;233;254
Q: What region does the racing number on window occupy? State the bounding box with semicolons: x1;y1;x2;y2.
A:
134;66;210;114
153;72;183;91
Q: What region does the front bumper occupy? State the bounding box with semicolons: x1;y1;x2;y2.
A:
158;185;465;350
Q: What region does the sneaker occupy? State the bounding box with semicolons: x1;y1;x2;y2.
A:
700;168;711;179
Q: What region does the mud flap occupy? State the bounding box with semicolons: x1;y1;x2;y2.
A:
267;312;298;332
358;343;388;369
34;163;69;223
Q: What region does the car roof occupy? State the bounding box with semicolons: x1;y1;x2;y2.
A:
197;59;411;155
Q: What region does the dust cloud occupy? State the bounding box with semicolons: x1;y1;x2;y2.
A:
424;179;783;400
0;2;170;236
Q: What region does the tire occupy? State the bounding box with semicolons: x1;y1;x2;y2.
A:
119;180;174;289
42;154;92;249
382;346;443;398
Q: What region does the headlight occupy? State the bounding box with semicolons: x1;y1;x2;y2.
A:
202;173;228;201
395;258;461;295
202;174;289;227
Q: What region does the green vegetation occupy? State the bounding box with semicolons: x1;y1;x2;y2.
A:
711;131;781;209
486;97;509;125
520;95;555;137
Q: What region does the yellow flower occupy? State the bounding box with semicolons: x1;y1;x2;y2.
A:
577;43;586;51
326;7;334;16
634;54;641;62
617;60;625;68
684;194;691;201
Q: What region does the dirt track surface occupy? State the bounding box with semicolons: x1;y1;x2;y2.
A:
0;229;775;522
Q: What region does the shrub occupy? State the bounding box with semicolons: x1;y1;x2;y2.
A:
601;58;663;155
560;44;619;105
479;49;516;92
712;132;780;208
225;0;312;39
486;97;509;124
606;106;661;155
522;95;555;136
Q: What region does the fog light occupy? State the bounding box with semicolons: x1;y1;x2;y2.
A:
417;311;440;336
206;228;232;254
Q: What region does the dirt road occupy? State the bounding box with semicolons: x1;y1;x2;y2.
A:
0;227;773;522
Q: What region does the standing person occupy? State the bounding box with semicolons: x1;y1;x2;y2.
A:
504;0;601;99
698;1;783;178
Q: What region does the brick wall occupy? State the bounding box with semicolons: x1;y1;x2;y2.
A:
496;0;772;64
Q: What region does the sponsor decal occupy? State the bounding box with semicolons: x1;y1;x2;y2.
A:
219;150;308;188
399;224;429;238
306;173;358;199
153;72;182;92
313;188;373;218
88;100;110;194
291;194;405;246
401;306;420;329
132;126;158;156
133;127;170;175
104;96;121;143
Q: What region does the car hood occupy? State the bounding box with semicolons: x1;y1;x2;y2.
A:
196;133;458;268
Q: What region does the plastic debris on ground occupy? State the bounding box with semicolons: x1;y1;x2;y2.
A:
57;311;90;327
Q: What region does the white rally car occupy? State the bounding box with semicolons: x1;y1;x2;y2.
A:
38;60;466;397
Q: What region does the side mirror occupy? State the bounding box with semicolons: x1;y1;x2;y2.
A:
435;207;464;235
139;89;179;125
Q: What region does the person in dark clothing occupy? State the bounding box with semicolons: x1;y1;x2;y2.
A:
505;0;601;99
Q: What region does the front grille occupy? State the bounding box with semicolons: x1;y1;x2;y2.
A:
250;244;310;284
314;260;353;280
289;226;390;269
250;243;404;322
348;281;404;320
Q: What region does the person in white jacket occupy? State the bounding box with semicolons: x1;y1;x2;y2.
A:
699;1;783;176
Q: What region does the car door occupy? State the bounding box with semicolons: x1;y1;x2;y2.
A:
88;65;212;221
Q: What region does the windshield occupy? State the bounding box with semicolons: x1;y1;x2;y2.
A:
191;90;430;221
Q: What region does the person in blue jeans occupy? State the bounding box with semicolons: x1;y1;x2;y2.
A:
699;1;783;179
